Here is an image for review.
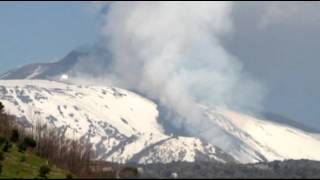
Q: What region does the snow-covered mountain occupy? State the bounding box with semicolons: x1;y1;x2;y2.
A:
203;107;320;163
0;79;320;164
0;80;234;164
1;49;320;164
0;51;83;80
0;47;111;81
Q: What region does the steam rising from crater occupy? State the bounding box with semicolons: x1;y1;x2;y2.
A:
80;2;266;150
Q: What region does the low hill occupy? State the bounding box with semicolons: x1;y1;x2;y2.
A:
0;144;69;179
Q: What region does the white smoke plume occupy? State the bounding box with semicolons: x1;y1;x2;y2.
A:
85;2;266;149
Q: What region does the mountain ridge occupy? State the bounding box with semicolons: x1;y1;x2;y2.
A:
0;80;319;164
0;80;235;164
1;48;318;135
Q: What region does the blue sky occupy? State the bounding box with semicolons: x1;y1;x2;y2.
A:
0;1;98;74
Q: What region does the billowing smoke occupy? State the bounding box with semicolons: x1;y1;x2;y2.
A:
79;2;266;150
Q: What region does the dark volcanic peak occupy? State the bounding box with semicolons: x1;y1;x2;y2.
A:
0;44;111;81
0;50;85;80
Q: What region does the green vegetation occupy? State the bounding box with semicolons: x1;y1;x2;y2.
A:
38;165;51;179
0;137;6;146
0;97;140;179
65;173;73;179
0;102;73;179
18;136;37;153
0;152;4;161
10;129;20;143
2;141;10;153
0;143;66;179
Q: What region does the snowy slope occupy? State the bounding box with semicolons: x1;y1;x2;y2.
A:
203;107;320;163
223;110;320;160
0;80;234;164
1;79;320;164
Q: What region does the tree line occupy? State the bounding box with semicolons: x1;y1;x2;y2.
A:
0;102;92;177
